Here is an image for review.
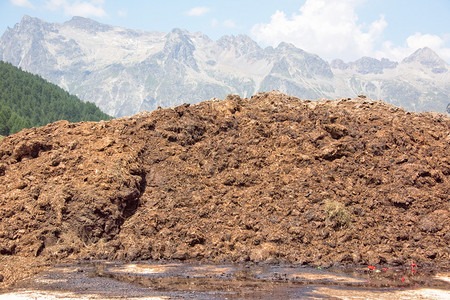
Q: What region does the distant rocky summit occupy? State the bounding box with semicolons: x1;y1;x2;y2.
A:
330;57;398;74
1;16;449;116
402;47;448;74
0;92;449;288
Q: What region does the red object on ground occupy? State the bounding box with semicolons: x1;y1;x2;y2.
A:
368;265;376;270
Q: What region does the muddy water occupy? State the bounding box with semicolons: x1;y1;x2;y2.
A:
2;261;449;299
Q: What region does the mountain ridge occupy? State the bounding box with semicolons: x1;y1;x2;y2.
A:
1;15;449;117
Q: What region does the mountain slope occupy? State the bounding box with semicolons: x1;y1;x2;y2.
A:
0;60;112;135
330;47;450;113
1;16;449;116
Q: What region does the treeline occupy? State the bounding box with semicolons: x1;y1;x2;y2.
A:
0;60;112;136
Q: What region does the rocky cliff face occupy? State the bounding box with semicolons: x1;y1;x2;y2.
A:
0;92;449;288
1;16;449;116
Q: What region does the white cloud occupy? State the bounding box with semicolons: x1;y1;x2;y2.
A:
45;0;107;18
406;33;450;62
10;0;35;9
66;1;106;17
45;0;64;10
407;33;443;50
378;33;450;63
251;0;450;63
185;6;210;17
251;0;386;62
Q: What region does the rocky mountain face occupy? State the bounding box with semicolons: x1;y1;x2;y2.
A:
330;57;398;74
331;48;450;113
1;16;449;117
0;92;449;288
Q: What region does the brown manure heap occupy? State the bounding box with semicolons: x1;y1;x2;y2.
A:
0;91;449;288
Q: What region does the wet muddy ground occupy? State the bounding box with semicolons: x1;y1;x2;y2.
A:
2;261;449;299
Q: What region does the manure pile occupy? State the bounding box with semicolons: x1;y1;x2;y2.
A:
0;91;449;287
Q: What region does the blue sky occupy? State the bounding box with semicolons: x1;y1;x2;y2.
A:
1;0;449;63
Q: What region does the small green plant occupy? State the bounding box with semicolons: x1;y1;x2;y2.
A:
324;200;351;229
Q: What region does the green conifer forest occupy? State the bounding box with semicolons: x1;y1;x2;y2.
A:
0;61;112;136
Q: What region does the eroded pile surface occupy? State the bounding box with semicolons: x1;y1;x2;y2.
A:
0;91;449;288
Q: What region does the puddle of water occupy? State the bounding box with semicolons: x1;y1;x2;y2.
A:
2;261;449;299
105;262;367;284
436;274;450;283
108;263;181;275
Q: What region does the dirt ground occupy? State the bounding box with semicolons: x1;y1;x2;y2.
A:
2;261;449;299
0;91;449;289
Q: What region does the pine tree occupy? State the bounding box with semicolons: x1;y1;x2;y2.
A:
0;61;112;135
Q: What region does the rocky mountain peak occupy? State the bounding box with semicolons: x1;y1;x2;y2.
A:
63;16;112;33
0;15;54;68
13;15;51;34
352;57;383;74
217;34;262;57
331;57;398;74
18;14;43;26
402;47;448;73
164;28;195;47
270;44;333;78
276;42;298;52
330;59;347;70
380;58;398;68
233;34;262;52
167;27;189;36
163;28;198;71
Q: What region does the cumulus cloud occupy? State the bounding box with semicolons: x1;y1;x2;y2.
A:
185;6;210;17
67;1;106;17
251;0;387;62
45;0;65;9
251;0;450;63
46;0;107;18
378;33;450;63
10;0;35;8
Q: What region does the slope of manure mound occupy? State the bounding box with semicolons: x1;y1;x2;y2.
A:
0;91;449;287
